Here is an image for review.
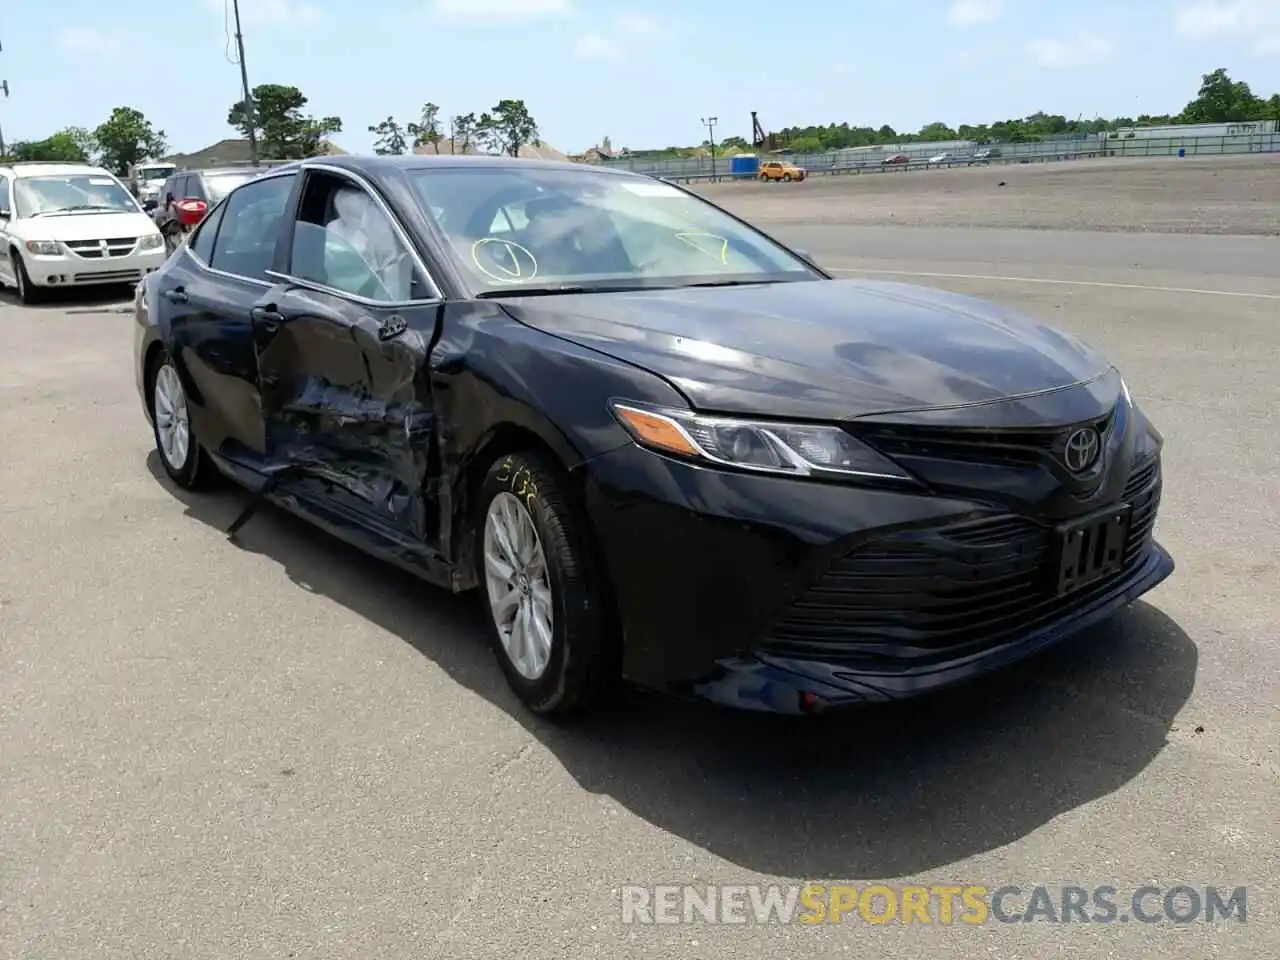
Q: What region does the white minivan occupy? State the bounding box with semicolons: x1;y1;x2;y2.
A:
0;162;168;304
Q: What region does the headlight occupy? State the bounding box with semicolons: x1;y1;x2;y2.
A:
610;402;916;482
138;233;164;250
25;240;60;256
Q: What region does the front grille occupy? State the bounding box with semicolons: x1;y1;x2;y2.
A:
757;456;1162;664
63;237;138;260
856;411;1114;469
73;269;142;283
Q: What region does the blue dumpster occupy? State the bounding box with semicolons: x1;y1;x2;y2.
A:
1178;148;1186;158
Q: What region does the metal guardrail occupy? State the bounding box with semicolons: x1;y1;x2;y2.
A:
607;133;1280;183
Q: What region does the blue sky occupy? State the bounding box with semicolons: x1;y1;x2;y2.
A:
4;0;1280;156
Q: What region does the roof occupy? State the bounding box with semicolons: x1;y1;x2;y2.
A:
291;153;642;179
3;161;111;178
412;139;568;162
166;138;347;170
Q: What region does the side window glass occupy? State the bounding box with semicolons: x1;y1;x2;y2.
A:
0;178;11;217
288;173;425;302
187;178;207;202
208;174;295;281
189;200;227;264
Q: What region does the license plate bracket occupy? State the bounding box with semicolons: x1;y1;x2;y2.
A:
1052;504;1132;596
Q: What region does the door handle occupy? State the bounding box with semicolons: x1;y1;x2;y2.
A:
163;288;188;304
251;305;285;333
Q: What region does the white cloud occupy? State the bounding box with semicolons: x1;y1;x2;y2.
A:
616;11;662;35
203;0;324;28
574;33;624;60
431;0;573;22
947;0;1003;26
55;27;131;55
1027;32;1114;67
1174;0;1280;54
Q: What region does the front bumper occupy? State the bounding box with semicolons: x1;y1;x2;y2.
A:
25;244;167;288
582;441;1172;714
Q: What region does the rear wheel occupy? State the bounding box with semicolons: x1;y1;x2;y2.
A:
476;450;616;717
782;173;792;182
149;349;210;488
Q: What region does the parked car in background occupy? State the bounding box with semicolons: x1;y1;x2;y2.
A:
758;160;806;182
882;153;910;165
129;161;178;206
150;167;262;253
970;147;1003;164
927;151;953;164
0;161;166;304
134;154;1172;718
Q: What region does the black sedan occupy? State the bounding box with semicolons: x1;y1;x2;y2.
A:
133;154;1173;716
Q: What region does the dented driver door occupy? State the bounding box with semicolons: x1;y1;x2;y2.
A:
250;281;442;546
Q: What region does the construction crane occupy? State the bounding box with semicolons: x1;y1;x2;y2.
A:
751;111;787;153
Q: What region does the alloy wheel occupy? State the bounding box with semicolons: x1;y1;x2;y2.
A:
153;363;191;471
483;491;554;680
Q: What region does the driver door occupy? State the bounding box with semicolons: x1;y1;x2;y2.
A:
253;168;445;547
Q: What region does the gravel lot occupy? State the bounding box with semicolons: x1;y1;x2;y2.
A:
696;154;1280;235
1;157;1277;958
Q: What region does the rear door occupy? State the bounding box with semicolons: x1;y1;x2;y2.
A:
251;167;445;545
160;171;300;464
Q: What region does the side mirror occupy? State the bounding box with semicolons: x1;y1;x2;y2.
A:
793;247;817;266
0;209;9;220
142;198;158;213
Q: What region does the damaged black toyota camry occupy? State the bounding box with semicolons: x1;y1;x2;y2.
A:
134;154;1173;717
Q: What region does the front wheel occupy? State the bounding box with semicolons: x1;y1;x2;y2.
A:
12;251;45;305
476;450;616;717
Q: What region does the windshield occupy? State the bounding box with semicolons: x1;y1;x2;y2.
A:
204;172;254;203
13;174;142;218
137;166;175;182
407;167;818;295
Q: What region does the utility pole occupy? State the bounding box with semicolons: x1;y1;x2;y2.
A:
231;0;259;167
0;38;8;159
701;116;718;181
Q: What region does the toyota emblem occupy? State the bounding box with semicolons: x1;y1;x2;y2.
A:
1062;427;1101;473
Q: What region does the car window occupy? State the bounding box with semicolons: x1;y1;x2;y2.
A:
288;177;420;302
0;177;11;216
186;177;207;202
12;173;141;218
166;176;186;202
408;167;817;293
208;174;296;281
189;200;227;264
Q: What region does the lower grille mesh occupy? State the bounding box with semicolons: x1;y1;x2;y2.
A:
758;457;1162;662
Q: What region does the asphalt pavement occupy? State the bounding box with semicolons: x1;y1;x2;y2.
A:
1;227;1277;958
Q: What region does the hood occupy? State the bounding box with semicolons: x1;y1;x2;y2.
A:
23;211;159;243
502;278;1111;421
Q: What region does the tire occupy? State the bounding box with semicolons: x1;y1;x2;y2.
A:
782;174;792;182
148;348;210;489
12;250;44;305
476;450;616;717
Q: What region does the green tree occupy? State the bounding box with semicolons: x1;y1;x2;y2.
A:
9;129;93;163
480;99;539;158
787;135;823;153
93;107;168;176
408;102;443;153
368;117;408;155
228;84;342;160
451;112;478;154
1180;68;1266;123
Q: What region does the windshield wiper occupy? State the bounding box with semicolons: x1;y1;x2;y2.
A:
681;279;778;288
475;283;658;298
33;205;124;216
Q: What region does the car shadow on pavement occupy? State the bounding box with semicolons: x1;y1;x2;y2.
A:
149;453;1198;880
0;284;134;313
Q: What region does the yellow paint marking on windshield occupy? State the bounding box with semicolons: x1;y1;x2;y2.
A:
471;237;539;283
675;232;728;264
